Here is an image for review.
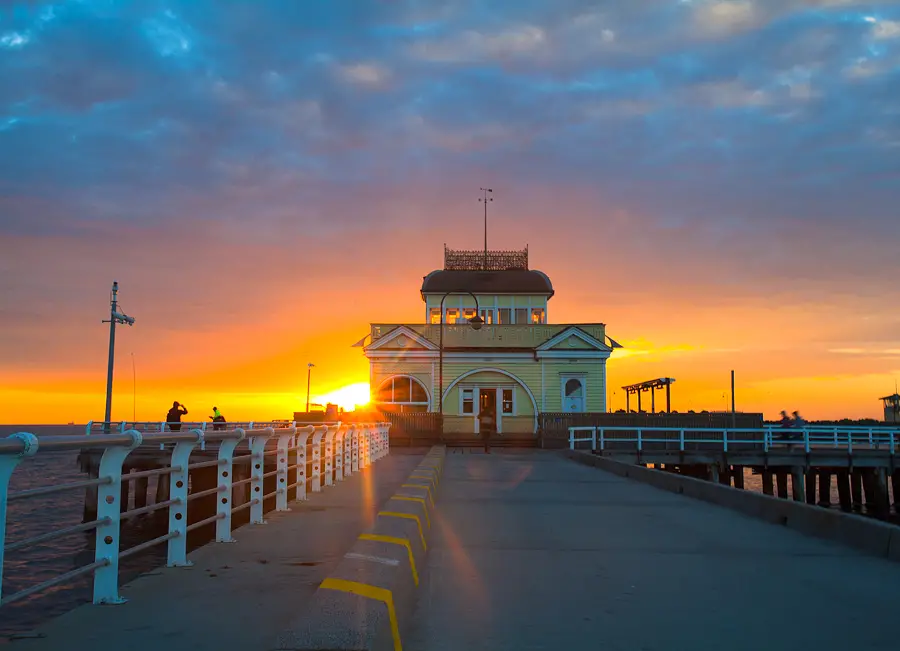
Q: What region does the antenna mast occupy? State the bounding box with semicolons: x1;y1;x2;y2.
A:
479;187;493;269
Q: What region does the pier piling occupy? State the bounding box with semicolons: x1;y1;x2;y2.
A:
775;470;789;499
851;469;864;511
761;469;773;496
791;467;805;502
818;471;832;507
836;470;852;511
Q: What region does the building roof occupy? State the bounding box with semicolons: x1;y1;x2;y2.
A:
421;269;554;296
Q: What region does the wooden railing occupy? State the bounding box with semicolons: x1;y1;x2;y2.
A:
383;412;443;445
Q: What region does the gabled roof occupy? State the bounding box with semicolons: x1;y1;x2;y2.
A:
535;326;612;352
421;269;554;297
363;325;438;352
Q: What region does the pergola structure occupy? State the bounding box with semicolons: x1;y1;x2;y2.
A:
622;377;676;413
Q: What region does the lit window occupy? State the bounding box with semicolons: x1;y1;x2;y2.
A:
463;308;476;322
446;308;460;323
502;389;514;414
462;388;474;414
429;308;441;324
531;308;545;324
498;308;512;324
515;308;528;324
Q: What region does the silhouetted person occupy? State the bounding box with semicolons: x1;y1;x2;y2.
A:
478;406;495;454
210;406;225;431
167;401;188;431
792;411;806;430
778;410;792;429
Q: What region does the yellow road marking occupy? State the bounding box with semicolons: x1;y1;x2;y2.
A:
408;474;437;491
320;578;402;651
378;511;426;550
392;495;430;528
359;533;419;586
401;483;434;507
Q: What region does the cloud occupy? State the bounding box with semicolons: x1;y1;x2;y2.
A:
336;61;392;87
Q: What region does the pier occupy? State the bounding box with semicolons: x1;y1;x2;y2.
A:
2;427;900;650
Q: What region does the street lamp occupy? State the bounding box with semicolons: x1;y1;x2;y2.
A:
437;292;484;419
306;363;315;413
101;281;135;432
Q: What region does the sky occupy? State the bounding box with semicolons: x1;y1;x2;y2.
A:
1;0;899;424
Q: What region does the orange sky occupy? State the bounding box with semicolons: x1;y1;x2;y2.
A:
2;194;898;424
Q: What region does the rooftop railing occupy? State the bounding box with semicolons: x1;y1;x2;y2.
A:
0;421;391;607
568;425;900;454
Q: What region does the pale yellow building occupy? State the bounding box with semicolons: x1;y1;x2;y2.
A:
360;247;619;439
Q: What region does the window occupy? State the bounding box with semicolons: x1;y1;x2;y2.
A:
462;308;477;322
480;309;494;324
445;308;460;324
502;388;514;414
498;308;512;324
515;308;528;324
429;308;441;324
375;376;430;413
462;388;474;414
531;308;545;324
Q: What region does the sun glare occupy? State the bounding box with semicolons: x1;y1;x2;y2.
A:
312;382;371;411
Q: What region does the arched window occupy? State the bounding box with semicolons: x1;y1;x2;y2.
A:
375;376;430;413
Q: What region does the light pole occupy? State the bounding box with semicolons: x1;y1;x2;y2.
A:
306;363;315;413
437;292;484;422
101;281;135;432
479;188;493;269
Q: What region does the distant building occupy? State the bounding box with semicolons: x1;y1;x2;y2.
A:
880;393;900;423
358;246;620;438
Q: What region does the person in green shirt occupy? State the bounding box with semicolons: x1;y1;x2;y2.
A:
211;406;225;431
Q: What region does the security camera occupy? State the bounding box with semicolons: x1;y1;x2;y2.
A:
113;312;135;326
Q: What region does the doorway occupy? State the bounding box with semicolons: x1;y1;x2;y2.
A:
478;388;497;435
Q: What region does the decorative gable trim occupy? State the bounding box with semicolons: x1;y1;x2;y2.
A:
364;326;438;352
536;326;611;352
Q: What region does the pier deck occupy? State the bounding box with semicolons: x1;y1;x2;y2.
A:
409;449;900;651
10;451;425;651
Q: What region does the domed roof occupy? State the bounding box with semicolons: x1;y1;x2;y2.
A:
421;269;554;296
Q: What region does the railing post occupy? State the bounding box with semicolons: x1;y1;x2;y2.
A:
359;425;369;469
93;429;142;604
891;432;896;456
294;426;313;501
722;429;728;453
216;428;245;542
351;427;360;472
311;426;327;492
599;427;605;451
679;429;685;452
383;423;391;457
0;433;39;602
324;424;339;487
346;426;356;475
85;421;93;435
803;429;810;454
249;428;273;524
637;429;642;452
333;425;346;481
591;427;597;451
833;427;839;448
568;427;574;450
275;425;296;511
166;429;202;567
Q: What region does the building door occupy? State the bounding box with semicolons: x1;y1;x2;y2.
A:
563;378;585;413
478;388;497;435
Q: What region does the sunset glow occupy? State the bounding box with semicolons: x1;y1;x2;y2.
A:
2;2;899;424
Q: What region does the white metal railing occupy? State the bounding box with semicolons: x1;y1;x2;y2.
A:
568;425;900;455
0;420;391;607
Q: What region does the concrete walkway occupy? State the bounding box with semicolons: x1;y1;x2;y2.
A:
408;449;900;651
12;451;425;651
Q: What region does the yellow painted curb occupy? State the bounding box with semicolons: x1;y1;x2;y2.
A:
392;495;430;528
378;511;426;551
320;578;401;651
359;533;419;586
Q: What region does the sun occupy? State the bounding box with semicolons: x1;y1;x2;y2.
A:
312;382;371;412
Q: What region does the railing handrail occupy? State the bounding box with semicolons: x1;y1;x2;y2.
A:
0;421;393;607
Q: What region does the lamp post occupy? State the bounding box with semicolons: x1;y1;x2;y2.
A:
306;363;315;413
437;292;484;423
101;281;135;432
